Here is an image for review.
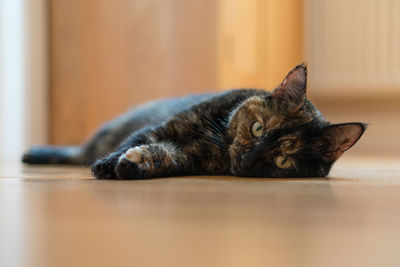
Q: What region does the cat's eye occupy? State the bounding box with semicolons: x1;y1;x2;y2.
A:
275;155;292;169
251;121;263;137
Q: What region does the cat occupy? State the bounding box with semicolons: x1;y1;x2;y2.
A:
22;64;366;179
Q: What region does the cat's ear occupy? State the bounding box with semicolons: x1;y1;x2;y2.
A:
318;123;367;162
271;63;307;112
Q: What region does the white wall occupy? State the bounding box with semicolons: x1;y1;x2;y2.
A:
0;0;48;162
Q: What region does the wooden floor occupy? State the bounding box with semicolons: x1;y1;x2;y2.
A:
1;155;400;267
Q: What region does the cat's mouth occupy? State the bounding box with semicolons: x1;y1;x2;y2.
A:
230;149;267;177
231;162;271;177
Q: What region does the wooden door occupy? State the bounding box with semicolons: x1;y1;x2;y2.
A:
218;0;304;89
49;0;218;144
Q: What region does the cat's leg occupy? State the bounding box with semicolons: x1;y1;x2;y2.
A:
91;128;161;179
91;151;124;179
114;143;186;179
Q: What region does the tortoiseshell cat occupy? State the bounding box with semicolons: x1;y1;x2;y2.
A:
23;64;366;179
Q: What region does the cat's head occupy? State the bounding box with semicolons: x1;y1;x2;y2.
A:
227;64;366;177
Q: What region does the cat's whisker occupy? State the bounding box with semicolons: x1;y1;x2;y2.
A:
202;121;223;136
218;117;230;128
199;128;226;150
198;111;225;135
199;124;220;139
205;137;227;151
198;124;227;151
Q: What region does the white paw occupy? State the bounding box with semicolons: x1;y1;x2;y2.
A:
117;146;153;171
125;147;143;163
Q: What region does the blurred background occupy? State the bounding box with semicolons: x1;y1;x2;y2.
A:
0;0;399;161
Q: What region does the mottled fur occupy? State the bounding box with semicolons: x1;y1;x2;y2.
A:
22;64;366;179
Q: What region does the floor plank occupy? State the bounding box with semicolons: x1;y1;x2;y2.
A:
1;156;400;267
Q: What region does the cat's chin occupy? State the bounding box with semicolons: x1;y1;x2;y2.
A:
229;164;242;176
231;166;260;178
230;169;243;177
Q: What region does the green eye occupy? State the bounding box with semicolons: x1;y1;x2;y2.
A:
275;155;292;169
251;121;263;137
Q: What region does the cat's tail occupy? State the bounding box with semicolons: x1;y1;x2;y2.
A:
22;145;88;165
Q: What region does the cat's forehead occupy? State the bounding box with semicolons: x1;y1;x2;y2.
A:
262;113;316;140
242;96;320;121
277;134;303;154
265;116;283;131
241;96;271;117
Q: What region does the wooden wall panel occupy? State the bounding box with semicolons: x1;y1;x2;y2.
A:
218;0;304;90
49;0;217;144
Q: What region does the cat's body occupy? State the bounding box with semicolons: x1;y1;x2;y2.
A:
23;64;366;179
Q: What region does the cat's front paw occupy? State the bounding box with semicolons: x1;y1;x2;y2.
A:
115;146;151;179
91;152;121;179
